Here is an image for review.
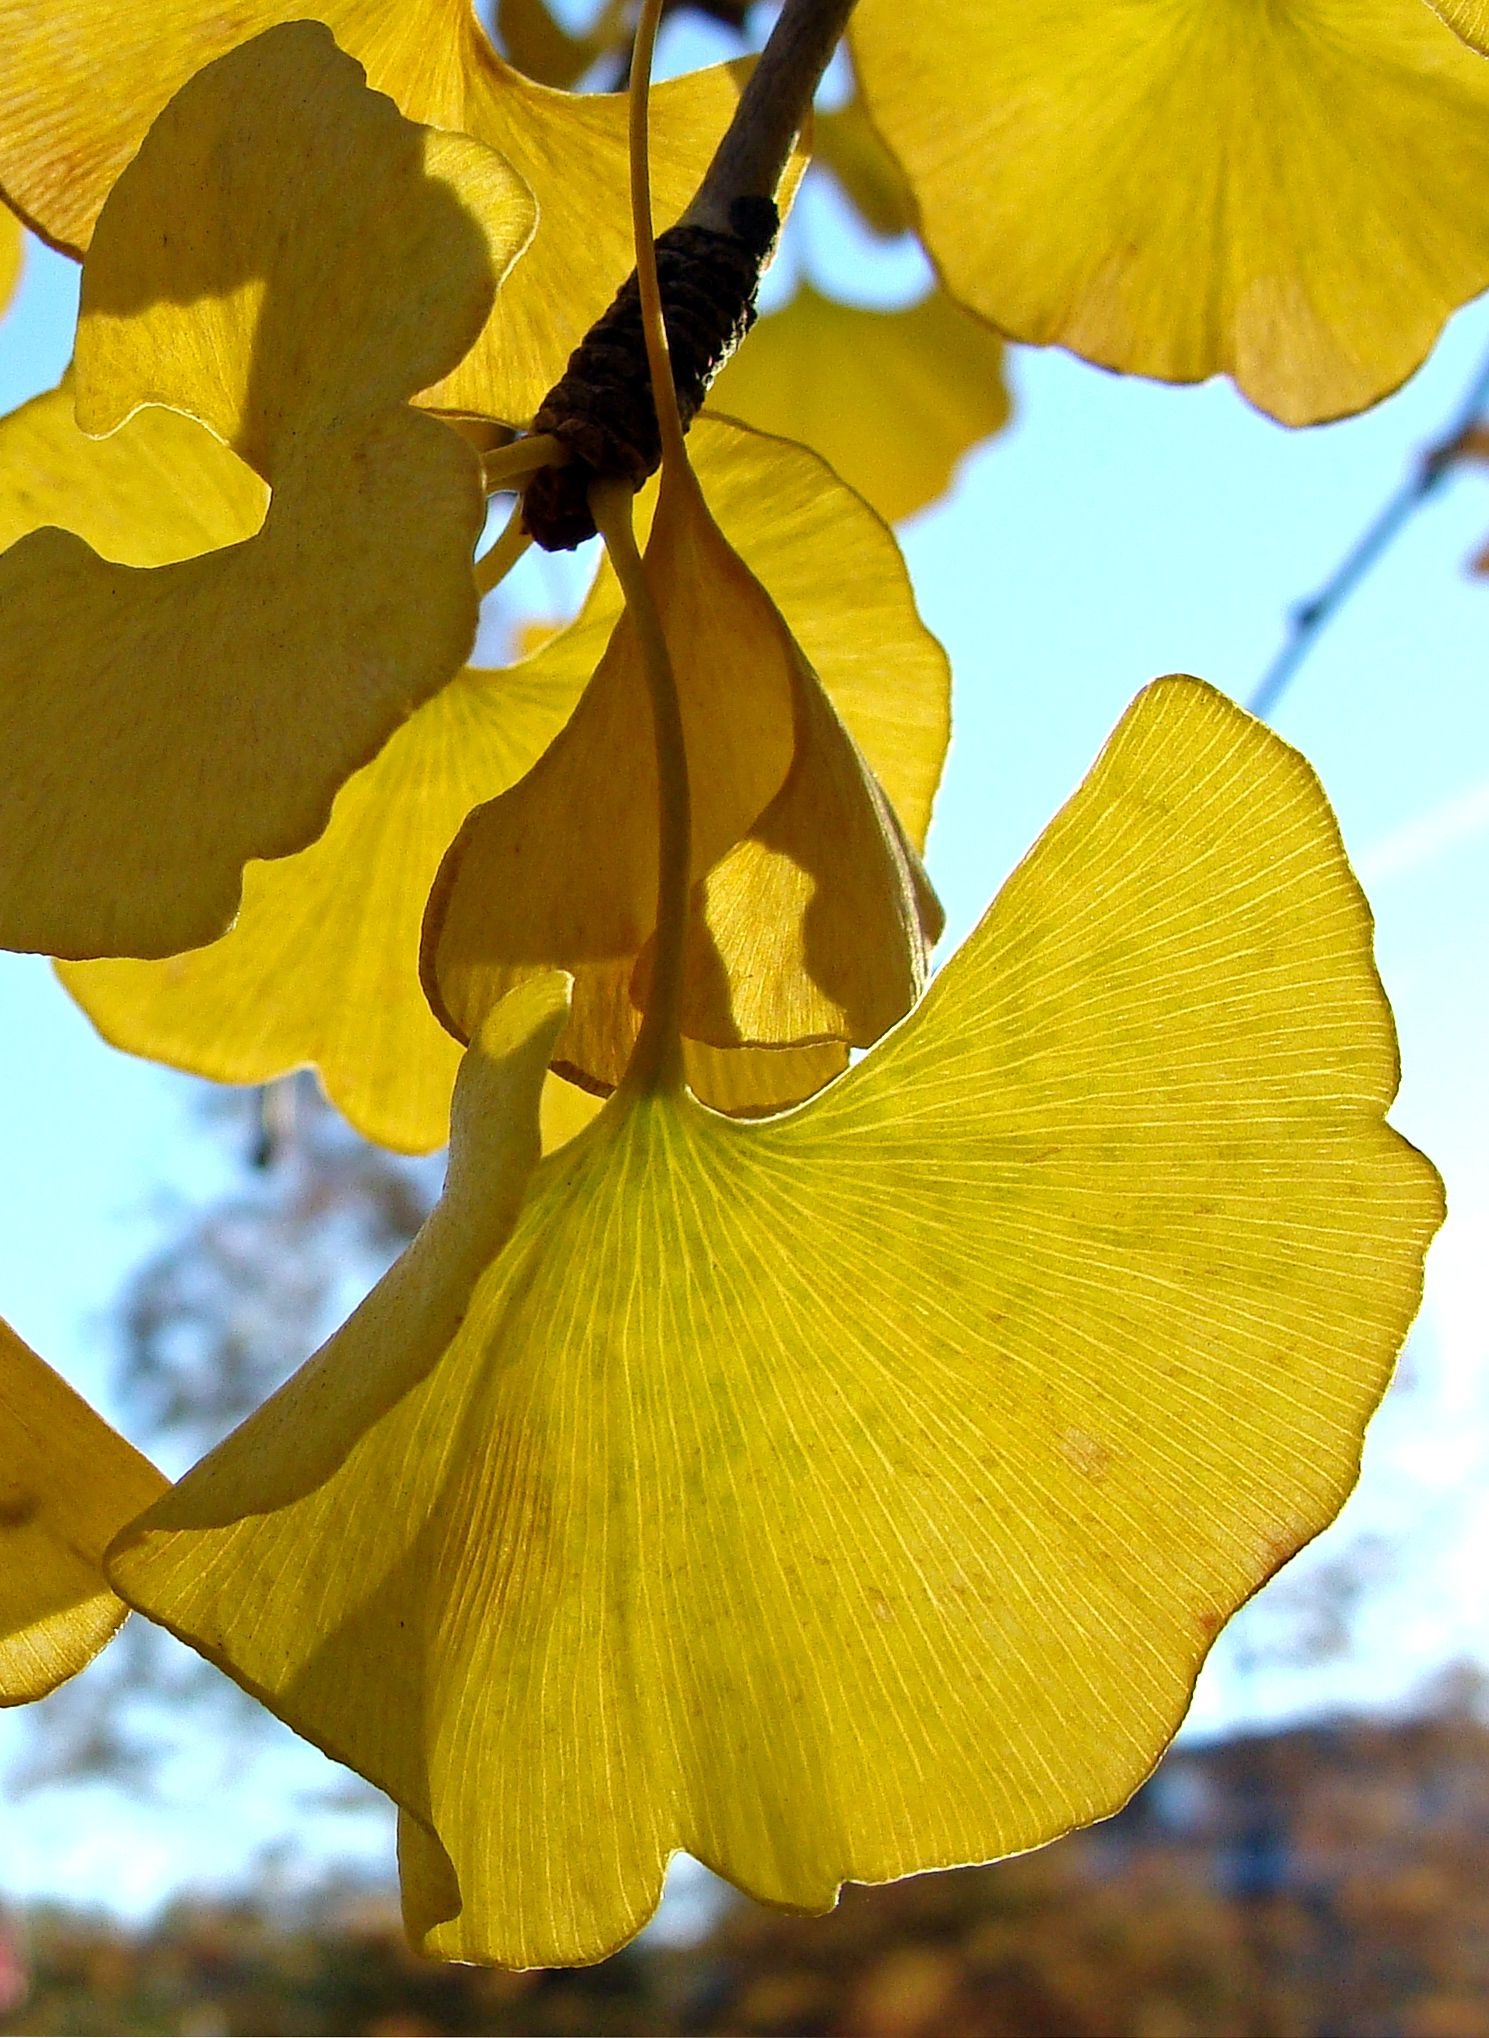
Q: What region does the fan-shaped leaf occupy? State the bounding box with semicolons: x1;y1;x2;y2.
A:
0;25;531;960
711;284;1011;523
852;0;1489;424
111;677;1441;1967
2;1322;164;1704
0;0;786;426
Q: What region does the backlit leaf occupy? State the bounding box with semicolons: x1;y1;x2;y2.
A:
496;0;602;88
61;416;944;1148
851;0;1489;424
1425;1;1489;51
0;379;266;563
711;284;1011;524
0;0;782;426
425;451;937;1109
1;1321;164;1704
62;647;592;1153
111;676;1441;1968
0;25;531;961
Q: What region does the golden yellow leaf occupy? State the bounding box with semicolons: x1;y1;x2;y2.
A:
62;650;593;1154
0;25;531;962
711;284;1011;524
677;417;950;852
0;206;20;316
2;1320;164;1704
813;96;916;240
1425;1;1489;51
0;0;778;427
851;0;1489;425
111;677;1441;1968
59;413;940;1148
0;378;266;563
496;0;603;88
538;1071;604;1151
425;452;937;1107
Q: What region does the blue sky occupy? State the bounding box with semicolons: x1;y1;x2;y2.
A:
3;27;1489;1912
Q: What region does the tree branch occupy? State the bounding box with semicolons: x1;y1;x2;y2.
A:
1249;340;1489;720
683;0;858;233
522;0;858;549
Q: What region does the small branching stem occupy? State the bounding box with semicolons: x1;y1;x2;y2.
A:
683;0;858;235
521;0;858;548
481;433;565;494
473;498;533;597
1250;339;1489;719
593;480;691;1097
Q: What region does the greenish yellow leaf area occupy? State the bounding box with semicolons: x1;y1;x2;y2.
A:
110;678;1441;1970
0;25;531;962
1427;0;1489;51
711;284;1011;525
60;416;945;1150
1;1319;164;1705
0;0;775;426
426;444;939;1113
0;207;20;316
852;0;1489;425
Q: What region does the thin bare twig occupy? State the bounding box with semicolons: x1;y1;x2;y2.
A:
683;0;858;233
1249;340;1489;720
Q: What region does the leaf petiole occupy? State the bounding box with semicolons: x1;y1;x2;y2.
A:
588;0;690;1098
479;431;565;495
472;496;533;597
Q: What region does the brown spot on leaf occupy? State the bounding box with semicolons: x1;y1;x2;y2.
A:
1059;1427;1113;1481
0;1482;41;1530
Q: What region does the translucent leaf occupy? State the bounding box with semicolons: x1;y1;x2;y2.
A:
424;452;938;1108
711;284;1011;524
61;417;945;1147
851;0;1489;425
62;650;591;1153
111;677;1442;1968
0;379;266;563
0;0;784;427
0;24;532;961
496;0;601;88
1425;1;1489;51
2;1321;164;1704
679;418;949;852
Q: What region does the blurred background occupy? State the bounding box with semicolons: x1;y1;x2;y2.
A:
4;2;1489;2032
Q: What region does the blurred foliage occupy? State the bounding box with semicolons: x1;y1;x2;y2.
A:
4;1701;1488;2037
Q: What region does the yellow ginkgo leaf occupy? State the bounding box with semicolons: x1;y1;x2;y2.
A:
110;676;1441;1970
538;1070;604;1151
0;379;267;563
674;417;950;852
0;24;532;962
711;283;1011;524
63;652;594;1154
851;0;1489;425
496;0;606;88
59;413;944;1149
812;96;916;240
424;452;937;1108
0;0;778;427
1425;1;1489;52
2;1320;164;1704
0;206;20;316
